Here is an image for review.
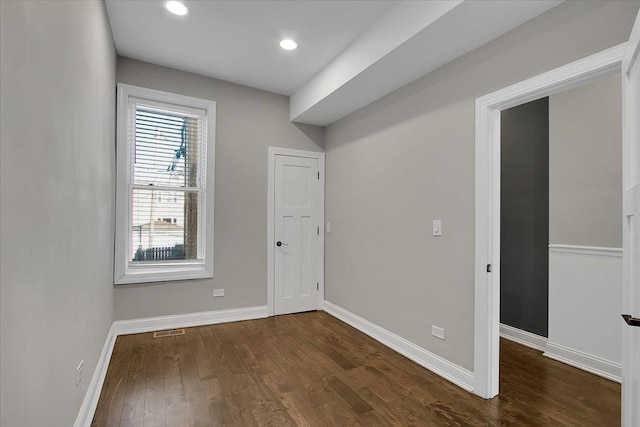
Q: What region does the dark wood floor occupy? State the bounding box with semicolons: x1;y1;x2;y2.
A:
92;311;620;426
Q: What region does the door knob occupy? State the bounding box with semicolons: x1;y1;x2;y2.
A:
276;241;288;247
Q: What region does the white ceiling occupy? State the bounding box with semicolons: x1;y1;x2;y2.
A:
105;0;398;96
291;0;562;125
106;0;562;126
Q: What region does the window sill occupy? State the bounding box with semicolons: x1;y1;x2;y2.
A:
114;264;213;285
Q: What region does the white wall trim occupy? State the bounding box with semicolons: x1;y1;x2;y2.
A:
323;301;474;392
113;305;269;335
548;244;623;258
623;10;640;75
267;147;325;317
73;324;117;427
474;43;625;399
74;305;269;426
499;324;548;352
547;246;623;385
621;11;640;427
544;342;622;383
114;83;216;285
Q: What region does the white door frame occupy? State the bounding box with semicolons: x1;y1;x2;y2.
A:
473;43;626;399
267;147;325;317
621;13;640;426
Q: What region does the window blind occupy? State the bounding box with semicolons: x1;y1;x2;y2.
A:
129;105;206;263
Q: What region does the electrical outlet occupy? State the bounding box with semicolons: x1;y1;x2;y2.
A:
76;360;84;386
431;326;445;340
212;288;224;297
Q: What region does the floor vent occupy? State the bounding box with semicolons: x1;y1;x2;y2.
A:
153;329;185;338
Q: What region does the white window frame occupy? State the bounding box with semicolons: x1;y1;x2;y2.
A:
114;83;215;285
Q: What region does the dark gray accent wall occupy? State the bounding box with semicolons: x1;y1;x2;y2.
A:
500;97;549;337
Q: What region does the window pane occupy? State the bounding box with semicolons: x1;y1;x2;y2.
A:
130;188;199;262
133;107;201;188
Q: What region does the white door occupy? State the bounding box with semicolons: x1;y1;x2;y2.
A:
274;154;319;315
622;10;640;427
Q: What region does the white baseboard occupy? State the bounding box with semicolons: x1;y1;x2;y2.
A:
113;305;269;335
500;323;548;352
543;342;621;383
322;300;474;392
74;305;269;427
73;324;117;427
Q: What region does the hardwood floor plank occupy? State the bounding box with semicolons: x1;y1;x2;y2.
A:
354;386;407;426
162;336;184;398
187;327;216;381
201;378;234;425
313;403;351;427
224;373;271;426
142;334;166;426
324;376;373;415
144;333;165;381
185;390;212;427
119;417;143;427
93;311;620;427
120;333;151;421
174;331;203;396
219;342;248;375
142;378;166;427
91;335;134;426
279;390;316;427
357;408;398;426
164;394;189;427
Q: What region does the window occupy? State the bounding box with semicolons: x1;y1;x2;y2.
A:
115;84;215;284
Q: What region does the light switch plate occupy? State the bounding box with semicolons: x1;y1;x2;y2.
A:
213;288;224;297
433;219;442;236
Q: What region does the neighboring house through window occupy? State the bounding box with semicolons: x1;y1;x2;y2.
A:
114;84;215;284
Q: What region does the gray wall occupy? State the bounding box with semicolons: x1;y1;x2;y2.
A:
546;72;623;376
549;73;622;248
500;98;549;338
114;58;323;320
324;0;638;371
0;1;116;426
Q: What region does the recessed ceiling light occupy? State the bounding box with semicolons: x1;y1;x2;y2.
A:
280;39;297;51
165;1;188;16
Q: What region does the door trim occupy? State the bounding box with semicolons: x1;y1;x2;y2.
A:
267;147;325;317
621;12;640;426
473;43;626;399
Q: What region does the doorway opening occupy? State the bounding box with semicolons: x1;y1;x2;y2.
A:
473;43;626;399
496;74;623;423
